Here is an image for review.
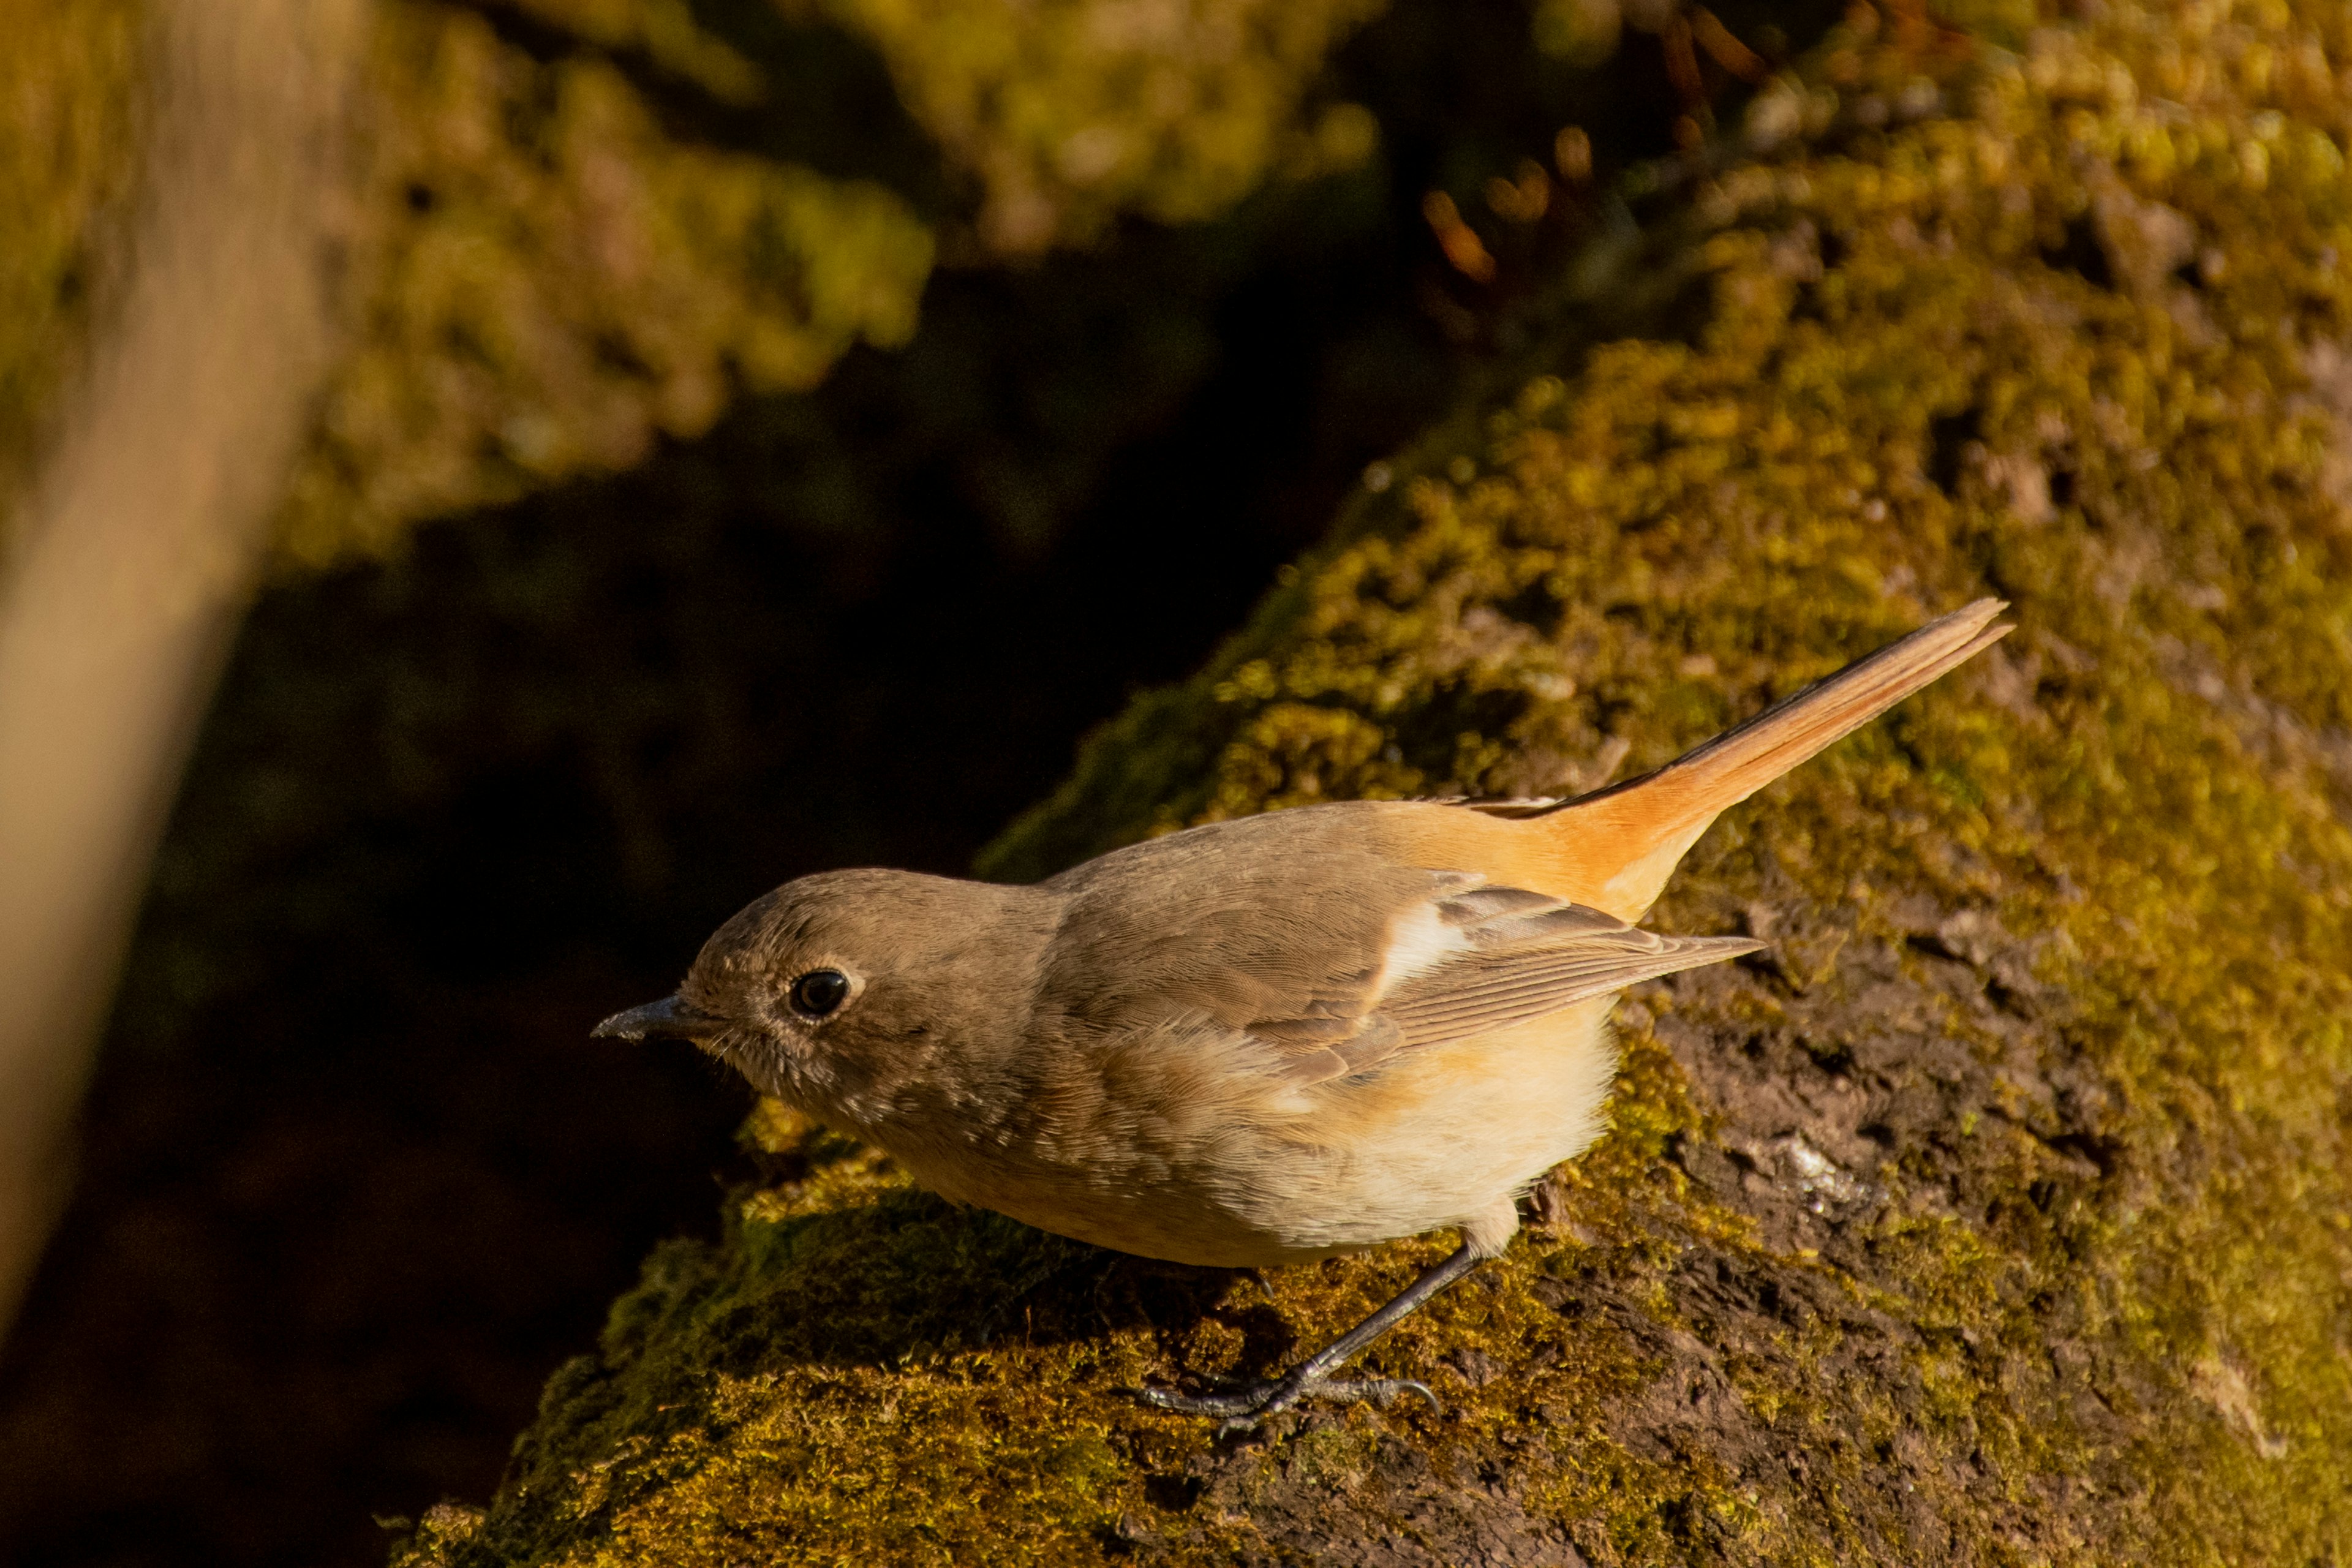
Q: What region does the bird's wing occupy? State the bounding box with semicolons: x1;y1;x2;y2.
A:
1261;881;1759;1086
1378;896;1760;1048
1038;838;1461;1070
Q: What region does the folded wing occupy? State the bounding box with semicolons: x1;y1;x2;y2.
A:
1262;880;1758;1084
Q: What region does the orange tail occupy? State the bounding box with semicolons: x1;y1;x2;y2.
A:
1541;599;2010;918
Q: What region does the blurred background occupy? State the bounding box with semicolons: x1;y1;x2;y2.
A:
0;1;1826;1562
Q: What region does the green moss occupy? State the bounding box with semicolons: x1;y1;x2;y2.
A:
408;1;2352;1561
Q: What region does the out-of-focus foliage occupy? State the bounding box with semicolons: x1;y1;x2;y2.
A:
502;0;764;102
793;0;1385;253
0;0;141;520
271;0;1401;564
1531;0;1627;68
277;1;937;564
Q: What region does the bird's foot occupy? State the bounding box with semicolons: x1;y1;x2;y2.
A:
1134;1371;1439;1434
1131;1243;1480;1433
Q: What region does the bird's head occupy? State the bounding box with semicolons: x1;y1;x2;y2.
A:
592;868;1058;1124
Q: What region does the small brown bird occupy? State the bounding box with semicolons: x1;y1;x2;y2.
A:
598;599;2008;1425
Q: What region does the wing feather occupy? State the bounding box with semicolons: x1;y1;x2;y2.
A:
1261;878;1760;1082
1381;928;1758;1046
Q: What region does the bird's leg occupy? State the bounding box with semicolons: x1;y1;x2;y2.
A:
1137;1243;1482;1431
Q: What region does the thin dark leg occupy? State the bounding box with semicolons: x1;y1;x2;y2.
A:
1136;1243;1483;1430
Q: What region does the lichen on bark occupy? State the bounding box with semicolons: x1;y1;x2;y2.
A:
399;1;2352;1562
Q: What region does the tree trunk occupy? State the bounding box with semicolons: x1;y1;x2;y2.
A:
0;0;359;1338
398;4;2352;1562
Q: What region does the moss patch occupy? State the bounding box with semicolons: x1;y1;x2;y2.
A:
404;1;2352;1561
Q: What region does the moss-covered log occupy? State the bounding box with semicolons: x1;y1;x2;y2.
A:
399;1;2352;1561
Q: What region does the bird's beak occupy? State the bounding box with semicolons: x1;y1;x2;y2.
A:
592;994;722;1042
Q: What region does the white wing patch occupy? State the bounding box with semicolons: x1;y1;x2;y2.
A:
1370;899;1477;998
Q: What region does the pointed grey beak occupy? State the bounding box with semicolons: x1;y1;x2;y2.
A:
592;994;722;1042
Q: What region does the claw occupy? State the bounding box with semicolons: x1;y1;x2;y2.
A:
1365;1377;1442;1411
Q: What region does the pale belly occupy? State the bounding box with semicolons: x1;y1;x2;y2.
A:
881;1000;1623;1268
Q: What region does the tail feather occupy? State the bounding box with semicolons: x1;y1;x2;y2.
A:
1544;599;2010;918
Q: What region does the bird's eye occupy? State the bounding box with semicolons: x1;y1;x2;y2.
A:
789;968;851;1018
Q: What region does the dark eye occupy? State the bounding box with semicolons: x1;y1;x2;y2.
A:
789;968;851;1018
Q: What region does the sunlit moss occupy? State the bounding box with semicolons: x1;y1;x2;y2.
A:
405;1;2352;1561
